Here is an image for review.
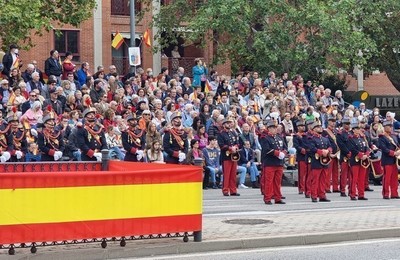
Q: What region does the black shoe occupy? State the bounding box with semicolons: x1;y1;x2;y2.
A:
383;197;390;200
281;196;286;199
264;201;272;205
390;196;400;199
311;198;318;203
358;197;368;200
319;198;331;202
365;187;374;192
275;201;286;204
212;184;218;189
326;190;332;193
223;193;229;196
340;192;347;197
231;193;240;196
332;190;340;193
299;191;304;195
350;197;357;201
305;195;311;198
252;182;260;189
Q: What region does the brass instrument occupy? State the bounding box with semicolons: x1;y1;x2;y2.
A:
384;133;400;167
355;155;371;169
315;153;331;166
226;150;240;161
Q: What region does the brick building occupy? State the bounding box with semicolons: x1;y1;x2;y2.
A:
17;0;231;79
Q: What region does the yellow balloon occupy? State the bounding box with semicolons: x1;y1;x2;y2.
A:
361;92;369;100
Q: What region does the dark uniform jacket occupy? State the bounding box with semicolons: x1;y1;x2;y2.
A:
38;128;65;161
337;129;352;163
76;123;107;161
121;128;146;162
217;129;240;162
163;127;188;164
378;133;398;166
348;134;370;167
259;131;287;167
308;133;335;169
293;132;307;162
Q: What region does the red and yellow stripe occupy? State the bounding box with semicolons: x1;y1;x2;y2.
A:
0;162;203;244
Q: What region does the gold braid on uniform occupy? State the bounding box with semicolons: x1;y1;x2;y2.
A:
0;134;8;150
12;130;26;150
84;124;103;145
127;129;144;146
43;128;60;148
170;128;185;149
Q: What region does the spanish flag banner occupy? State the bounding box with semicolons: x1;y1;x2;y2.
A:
204;80;211;94
112;32;124;49
0;161;202;244
143;29;151;47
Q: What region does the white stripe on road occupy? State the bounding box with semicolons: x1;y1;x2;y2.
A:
203;205;394;217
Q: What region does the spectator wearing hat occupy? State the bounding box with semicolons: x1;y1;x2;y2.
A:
76;107;107;162
348;121;370;201
293;120;307;194
322;114;340;193
163;111;188;164
37;113;65;161
336;116;352;197
43;87;63;116
378;120;400;199
308;121;336;202
218;117;241;196
259;120;287;204
122;115;146;162
2;44;21;78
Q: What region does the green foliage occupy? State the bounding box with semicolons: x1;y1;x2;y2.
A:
0;0;96;50
150;0;400;91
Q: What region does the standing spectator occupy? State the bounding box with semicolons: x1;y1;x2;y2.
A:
44;50;62;83
77;62;90;86
2;44;21;78
62;51;76;80
192;58;207;91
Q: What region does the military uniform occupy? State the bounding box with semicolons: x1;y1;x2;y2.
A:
8;124;27;162
217;119;240;196
259;120;287;204
122;116;146;162
0;119;12;162
308;121;335;202
348;122;370;200
163;112;189;164
322;118;340;193
293;121;307;194
336;117;352;196
303;119;315;198
37;115;65;161
76;108;107;161
378;120;399;199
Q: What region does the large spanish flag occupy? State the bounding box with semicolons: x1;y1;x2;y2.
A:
143;29;151;47
0;161;202;244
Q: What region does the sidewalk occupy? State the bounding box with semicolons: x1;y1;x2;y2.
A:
1;186;399;259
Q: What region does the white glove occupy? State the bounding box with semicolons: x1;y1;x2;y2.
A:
136;150;144;161
178;152;186;162
1;151;11;162
278;152;285;160
94;152;102;162
54;151;63;161
30;129;38;137
15;150;23;159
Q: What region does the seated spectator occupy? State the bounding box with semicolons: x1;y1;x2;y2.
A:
146;140;165;163
238;140;260;189
105;126;124;160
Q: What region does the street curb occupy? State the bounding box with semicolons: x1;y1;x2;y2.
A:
5;228;400;259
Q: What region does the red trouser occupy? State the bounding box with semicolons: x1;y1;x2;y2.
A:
311;168;328;199
260;170;265;195
340;162;350;193
327;158;339;191
263;166;283;202
222;160;238;195
298;161;307;193
305;163;312;196
350;165;367;198
382;164;399;198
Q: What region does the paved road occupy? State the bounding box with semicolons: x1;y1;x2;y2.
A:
134;238;400;260
1;185;399;259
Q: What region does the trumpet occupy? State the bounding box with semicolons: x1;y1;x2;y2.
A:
315;153;331;166
226;151;240;161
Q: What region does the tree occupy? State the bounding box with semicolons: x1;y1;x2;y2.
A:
0;0;96;50
151;0;400;91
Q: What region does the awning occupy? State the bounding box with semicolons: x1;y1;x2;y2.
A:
112;32;141;40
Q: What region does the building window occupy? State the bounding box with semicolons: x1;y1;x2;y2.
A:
111;0;142;16
54;30;80;61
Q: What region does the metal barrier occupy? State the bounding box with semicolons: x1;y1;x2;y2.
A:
0;152;203;255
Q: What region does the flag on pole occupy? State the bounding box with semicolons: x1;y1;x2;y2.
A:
204;80;211;94
112;32;124;49
143;29;151;47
